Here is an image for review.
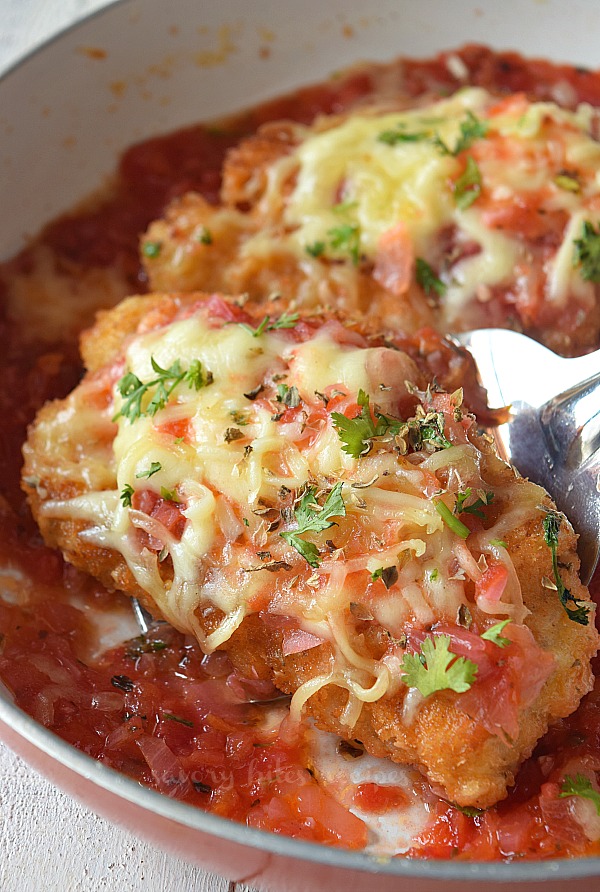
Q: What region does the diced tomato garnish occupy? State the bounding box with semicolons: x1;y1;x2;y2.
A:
156;416;192;442
475;562;509;604
353;782;409;813
373;222;415;296
132;489;186;540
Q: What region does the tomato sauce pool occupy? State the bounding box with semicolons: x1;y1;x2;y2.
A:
0;44;599;859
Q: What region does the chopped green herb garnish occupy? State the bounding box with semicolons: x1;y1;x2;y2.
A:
197;226;213;245
142;240;162;258
489;538;507;548
435;499;470;539
229;409;250;425
415;257;447;298
371;566;399;589
224;427;245;443
400;635;478;697
160;486;179;502
331;389;400;458
280;482;346;567
559;774;600;815
240;312;300;337
120;484;134;507
455;488;494;519
554;173;580;193
378;112;487;157
573;220;600;282
328;223;361;265
111;674;134;692
377;126;430;145
276;383;301;408
542;511;590;625
136;461;162;479
243;517;250;527
306;241;326;258
185;359;214;391
126;635;168;658
400;409;452;452
481;619;511;648
332;199;358;215
453;155;482;210
114;357;213;424
434;111;488;156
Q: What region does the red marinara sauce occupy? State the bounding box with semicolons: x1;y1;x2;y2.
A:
0;44;599;859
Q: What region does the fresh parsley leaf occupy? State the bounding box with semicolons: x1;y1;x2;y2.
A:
306;241;326;258
481;619;511;648
453;155;482;209
543;510;561;548
400;635;478;697
185;359;214;391
559;774;600;815
454;488;472;515
120;484;134;507
573;220;600;282
434;111;489;156
331;389;400;458
114;357;212;424
240;312;300;337
136;461;162;479
543;511;590;625
435;499;470;539
332;391;378;458
280;482;346;567
455;488;494;519
454;111;489;154
328;223;361;266
415;258;447;297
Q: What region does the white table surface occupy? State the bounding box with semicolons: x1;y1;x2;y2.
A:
0;3;254;890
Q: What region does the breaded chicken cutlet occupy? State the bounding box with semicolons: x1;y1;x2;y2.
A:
22;292;598;809
140;87;600;355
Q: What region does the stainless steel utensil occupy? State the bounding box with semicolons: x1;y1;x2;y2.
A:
454;329;600;585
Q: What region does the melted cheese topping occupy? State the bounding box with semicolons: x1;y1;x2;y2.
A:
244;87;600;321
40;307;547;723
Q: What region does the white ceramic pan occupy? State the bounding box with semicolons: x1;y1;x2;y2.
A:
1;1;599;889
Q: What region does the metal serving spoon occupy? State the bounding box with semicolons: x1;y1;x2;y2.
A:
454;329;600;585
